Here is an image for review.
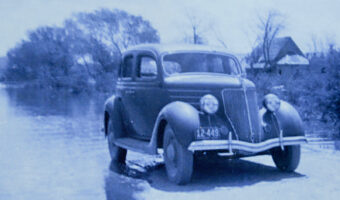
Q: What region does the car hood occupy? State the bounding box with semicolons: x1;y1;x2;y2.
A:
163;73;255;89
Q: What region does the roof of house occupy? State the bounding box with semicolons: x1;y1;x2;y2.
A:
255;37;305;63
277;54;309;65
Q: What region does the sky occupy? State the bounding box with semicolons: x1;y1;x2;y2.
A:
0;0;339;56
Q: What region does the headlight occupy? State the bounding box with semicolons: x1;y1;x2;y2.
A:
263;94;281;112
200;94;219;114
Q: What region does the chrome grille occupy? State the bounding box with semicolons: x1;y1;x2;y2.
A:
222;88;262;142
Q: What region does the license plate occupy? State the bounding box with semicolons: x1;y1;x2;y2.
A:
196;127;221;140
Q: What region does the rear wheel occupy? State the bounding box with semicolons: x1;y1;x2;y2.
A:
107;119;127;163
163;124;193;185
271;145;300;172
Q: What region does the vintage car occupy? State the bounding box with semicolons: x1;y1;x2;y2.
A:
104;44;307;185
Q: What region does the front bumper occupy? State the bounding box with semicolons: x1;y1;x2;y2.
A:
188;136;307;154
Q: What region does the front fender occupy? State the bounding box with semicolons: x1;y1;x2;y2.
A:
261;100;305;140
157;101;200;148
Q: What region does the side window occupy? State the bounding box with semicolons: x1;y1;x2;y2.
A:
121;55;133;78
137;56;157;79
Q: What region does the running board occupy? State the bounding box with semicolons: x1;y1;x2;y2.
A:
114;137;155;154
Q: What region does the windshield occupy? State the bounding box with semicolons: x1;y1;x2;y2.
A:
162;52;240;76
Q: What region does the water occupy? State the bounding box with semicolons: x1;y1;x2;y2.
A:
0;86;146;200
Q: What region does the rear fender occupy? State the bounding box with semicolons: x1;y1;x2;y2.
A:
104;95;125;138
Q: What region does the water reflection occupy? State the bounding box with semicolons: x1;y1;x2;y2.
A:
105;161;150;200
0;86;168;200
109;160;150;180
105;172;144;200
4;87;106;116
0;87;113;200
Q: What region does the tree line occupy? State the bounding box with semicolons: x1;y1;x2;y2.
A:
4;9;160;92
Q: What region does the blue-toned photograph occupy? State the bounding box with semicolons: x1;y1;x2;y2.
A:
0;0;339;199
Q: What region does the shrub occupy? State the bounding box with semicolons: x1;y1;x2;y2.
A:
247;48;340;138
3;8;160;92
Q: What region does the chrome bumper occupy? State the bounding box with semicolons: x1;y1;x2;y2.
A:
188;136;307;153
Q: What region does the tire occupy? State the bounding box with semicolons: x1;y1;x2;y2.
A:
107;119;127;163
271;145;301;172
163;124;193;185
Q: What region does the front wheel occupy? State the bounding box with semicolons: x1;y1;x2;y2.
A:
163;124;193;185
107;119;127;163
271;145;301;172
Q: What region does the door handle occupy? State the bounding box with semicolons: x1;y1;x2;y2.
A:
125;90;135;95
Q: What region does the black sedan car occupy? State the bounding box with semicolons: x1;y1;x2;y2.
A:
104;44;307;184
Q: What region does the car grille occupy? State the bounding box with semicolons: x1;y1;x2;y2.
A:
222;88;262;143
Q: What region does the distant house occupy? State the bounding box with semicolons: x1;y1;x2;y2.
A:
246;37;309;74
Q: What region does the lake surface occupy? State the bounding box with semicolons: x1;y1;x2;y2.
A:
0;85;149;200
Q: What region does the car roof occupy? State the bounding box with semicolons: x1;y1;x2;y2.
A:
124;43;233;55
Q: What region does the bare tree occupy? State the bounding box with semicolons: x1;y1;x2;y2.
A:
182;10;207;44
310;34;320;53
179;9;230;48
257;11;285;68
210;25;228;49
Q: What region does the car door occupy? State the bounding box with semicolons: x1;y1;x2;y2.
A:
117;52;140;138
133;51;165;139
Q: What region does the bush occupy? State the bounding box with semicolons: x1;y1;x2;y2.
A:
247;48;340;138
3;8;160;93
